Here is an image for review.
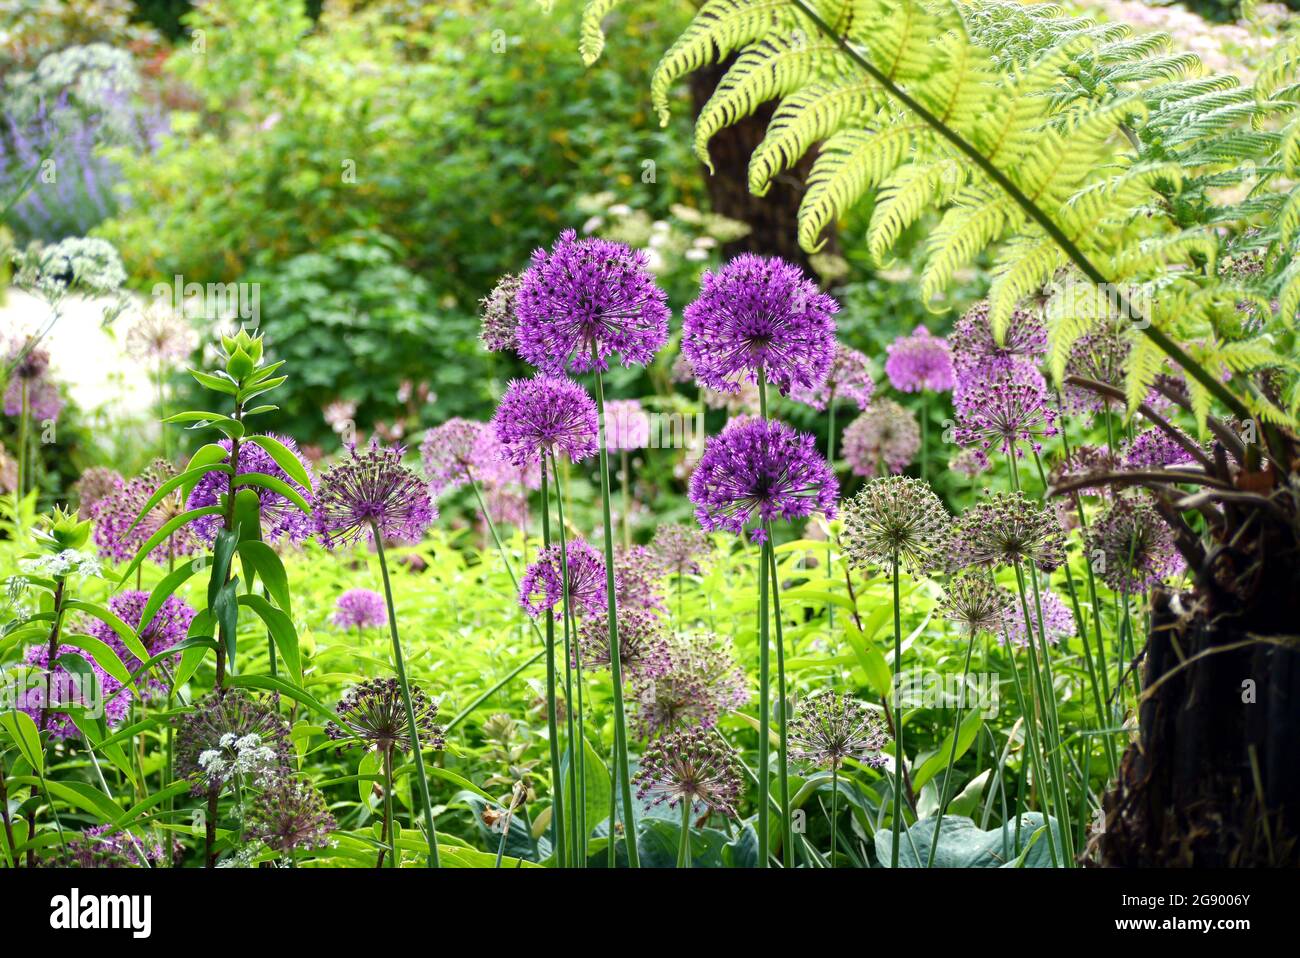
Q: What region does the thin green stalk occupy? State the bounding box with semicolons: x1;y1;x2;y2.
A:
890;545;903;868
537;462;567;867
381;745;395;868
757;517;772;867
826;398;837;634
765;522;793;863
927;632;975;867
678;800;692;868
829;764;839;867
371;524;440;868
549;453;583;867
592;357;638;868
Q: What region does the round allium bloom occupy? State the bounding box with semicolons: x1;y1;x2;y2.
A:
332;588;386;630
630;631;748;738
94;459;202;564
479;272;523;353
949;492;1067;573
688;418;838;543
950;300;1048;374
840;476;950;574
124;300;199;366
949;447;987;480
4;367;64;421
247;777;335;855
842;399;921;476
1121;429;1199;471
787;690;889;770
1060;322;1130;415
953;360;1057;465
681;253;838;397
1000;589;1076;648
789;342;875;411
313;442;436;549
514;229;670;374
89;589;196;702
615;543;666;613
492;376;599;467
175;691;292;795
421;418;538;495
1084;496;1185;593
19;644;130;740
58;825;166;869
885;327;955;393
187;437;315;546
940;572;1013;637
325;678;445;754
575;608;671;678
633;725;743;817
74;466;124;519
481;483;530;529
603;398;650;451
650;523;713;576
519;540;611;618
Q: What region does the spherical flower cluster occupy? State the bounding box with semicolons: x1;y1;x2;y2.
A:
789;342;875;411
614;543;666;613
3;343;64;421
1060;322;1130;415
681;254;838;397
1084;496;1185;593
514;229;670;374
247;777;336;855
519;540;611;618
94;459;202;563
479;272;523;353
19;643;130;739
492;376;599;467
953;360;1057;465
650;523;713;576
1000;589;1076;648
948;447;987;480
1121;429;1199;471
840;476;950;574
688;418;837;543
950;300;1047;374
175;691;292;795
313;442;435;549
842;399;921;476
603;398;650;451
631;631;748;738
73;466;124;519
787;690;890;770
576;608;671;678
332;588;386;630
325;678;445;755
89;589;195;702
124;300;199;367
940;572;1013;637
187;437;315;546
949;492;1066;573
885;327;955;393
633;725;743;817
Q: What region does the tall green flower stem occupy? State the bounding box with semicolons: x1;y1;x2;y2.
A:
537;463;567;867
828;764;840;867
16;382;29;503
1001;638;1060;866
677;801;692;868
371;523;441;868
764;523;794;863
927;632;976;867
379;744;396;868
889;546;903;868
621;449;631;549
549;452;585;867
825;398;837;635
591;352;639;868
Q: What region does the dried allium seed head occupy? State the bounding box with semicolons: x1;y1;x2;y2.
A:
633;725;742;817
175;691;292;795
247;777;335;855
313;441;436;548
479;272;523;353
325;677;445;754
940;572;1013;637
576;608;671;678
631;631;749;738
649;523;713;576
949;491;1066;573
840;476;950;574
842;399;921;476
1084;496;1185;592
519;540;610;618
787;690;889;770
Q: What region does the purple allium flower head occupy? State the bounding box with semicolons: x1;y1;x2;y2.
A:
1085;496;1185;593
1121;429;1199;471
421;417;539;496
688;418;838;543
953;360;1057;466
19;643;130;739
3;342;64;421
514;229;670;374
634;725;743;818
175;691;292;796
94;459;202;564
789;342;875;411
492;375;599;467
332;588;387;630
840;476;950;574
313;441;436;549
1060;321;1130;415
480;272;523;353
73;466;123;519
89;589;195;703
247;777;335;855
885;327;955;393
949;447;987;480
950;300;1048;375
949;491;1066;573
650;522;713;576
1000;589;1076;648
681;253;838;397
842;399;921;476
631;631;748;738
615;543;666;613
519;539;611;618
603;398;650;451
940;572;1014;637
788;690;889;770
187;437;314;545
576;608;671;678
325;677;444;754
59;825;167;869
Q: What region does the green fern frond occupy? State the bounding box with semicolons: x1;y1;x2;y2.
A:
1125;331;1167;416
579;0;625;65
1111;230;1217;280
921;187;1015;300
846;0;963;84
987;234;1065;339
748;79;881;195
868;159;963;258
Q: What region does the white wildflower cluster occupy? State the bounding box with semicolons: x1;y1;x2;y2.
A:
14;237;128;299
198;733;282;788
18;549;102;580
4;44;143;144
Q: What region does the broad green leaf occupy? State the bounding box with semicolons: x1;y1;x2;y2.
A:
64;600;148;664
238;593;302;685
233;472;311;515
117;506;224;586
244;435;312;488
0;710;44;773
237;541;292;614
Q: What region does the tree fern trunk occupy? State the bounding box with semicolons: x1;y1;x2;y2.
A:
689;61;837;270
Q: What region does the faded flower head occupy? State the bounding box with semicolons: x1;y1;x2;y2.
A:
953;360;1057;465
633;725;743;817
842;399;921;476
615;543;666;613
940;572;1014;637
1085;496;1185;593
1060;321;1130;415
1000;589;1076;648
3;342;64;421
58;825;166;869
631;631;748;738
125;299;198;367
951;300;1047;374
519;540;610;619
74;466;124;519
332;588;386;630
949;447;987;480
325;678;445;755
175;691;291;795
514;229;670;374
492;376;599;467
689;418;837;543
650;523;713;576
603;398;650;451
789;341;875;411
885;327;955;393
576;608;671;678
681;253;838;397
479;272;523;353
840;476;950;574
788;690;889;770
313;441;436;548
247;777;335;855
949;492;1066;573
187;438;315;546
